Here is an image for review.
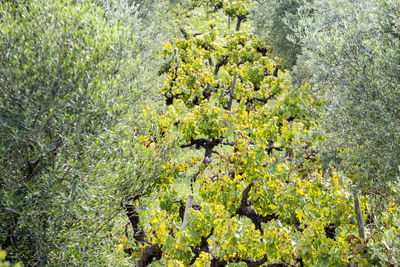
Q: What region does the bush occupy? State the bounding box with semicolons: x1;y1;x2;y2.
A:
250;0;308;70
292;0;400;203
0;0;166;264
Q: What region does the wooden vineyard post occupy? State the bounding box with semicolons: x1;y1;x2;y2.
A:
228;0;232;29
227;72;237;111
353;187;365;239
181;194;194;232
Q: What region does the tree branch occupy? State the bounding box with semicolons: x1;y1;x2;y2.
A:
266;139;283;155
122;203;146;242
214;55;229;75
137;244;162;267
190;228;214;265
180;28;203;40
180;137;224;159
236;15;247;31
246;94;276;106
236;183;277;234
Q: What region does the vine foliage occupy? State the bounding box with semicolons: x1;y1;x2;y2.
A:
121;2;388;266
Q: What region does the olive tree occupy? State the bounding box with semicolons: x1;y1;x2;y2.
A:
292;0;400;203
250;0;309;70
0;0;167;264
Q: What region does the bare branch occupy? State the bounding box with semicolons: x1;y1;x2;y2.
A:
236;183;277;233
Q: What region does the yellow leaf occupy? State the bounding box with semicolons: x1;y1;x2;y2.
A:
297;189;305;196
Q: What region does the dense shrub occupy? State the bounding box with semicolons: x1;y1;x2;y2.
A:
251;0;309;70
0;0;166;264
292;0;400;202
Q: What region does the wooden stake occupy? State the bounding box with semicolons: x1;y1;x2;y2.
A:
227;72;237;111
353;188;365;239
181;194;194;232
228;0;232;29
174;48;179;69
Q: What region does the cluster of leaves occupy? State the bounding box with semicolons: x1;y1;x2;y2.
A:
119;3;399;266
162;27;276;107
0;250;20;267
181;0;252;31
